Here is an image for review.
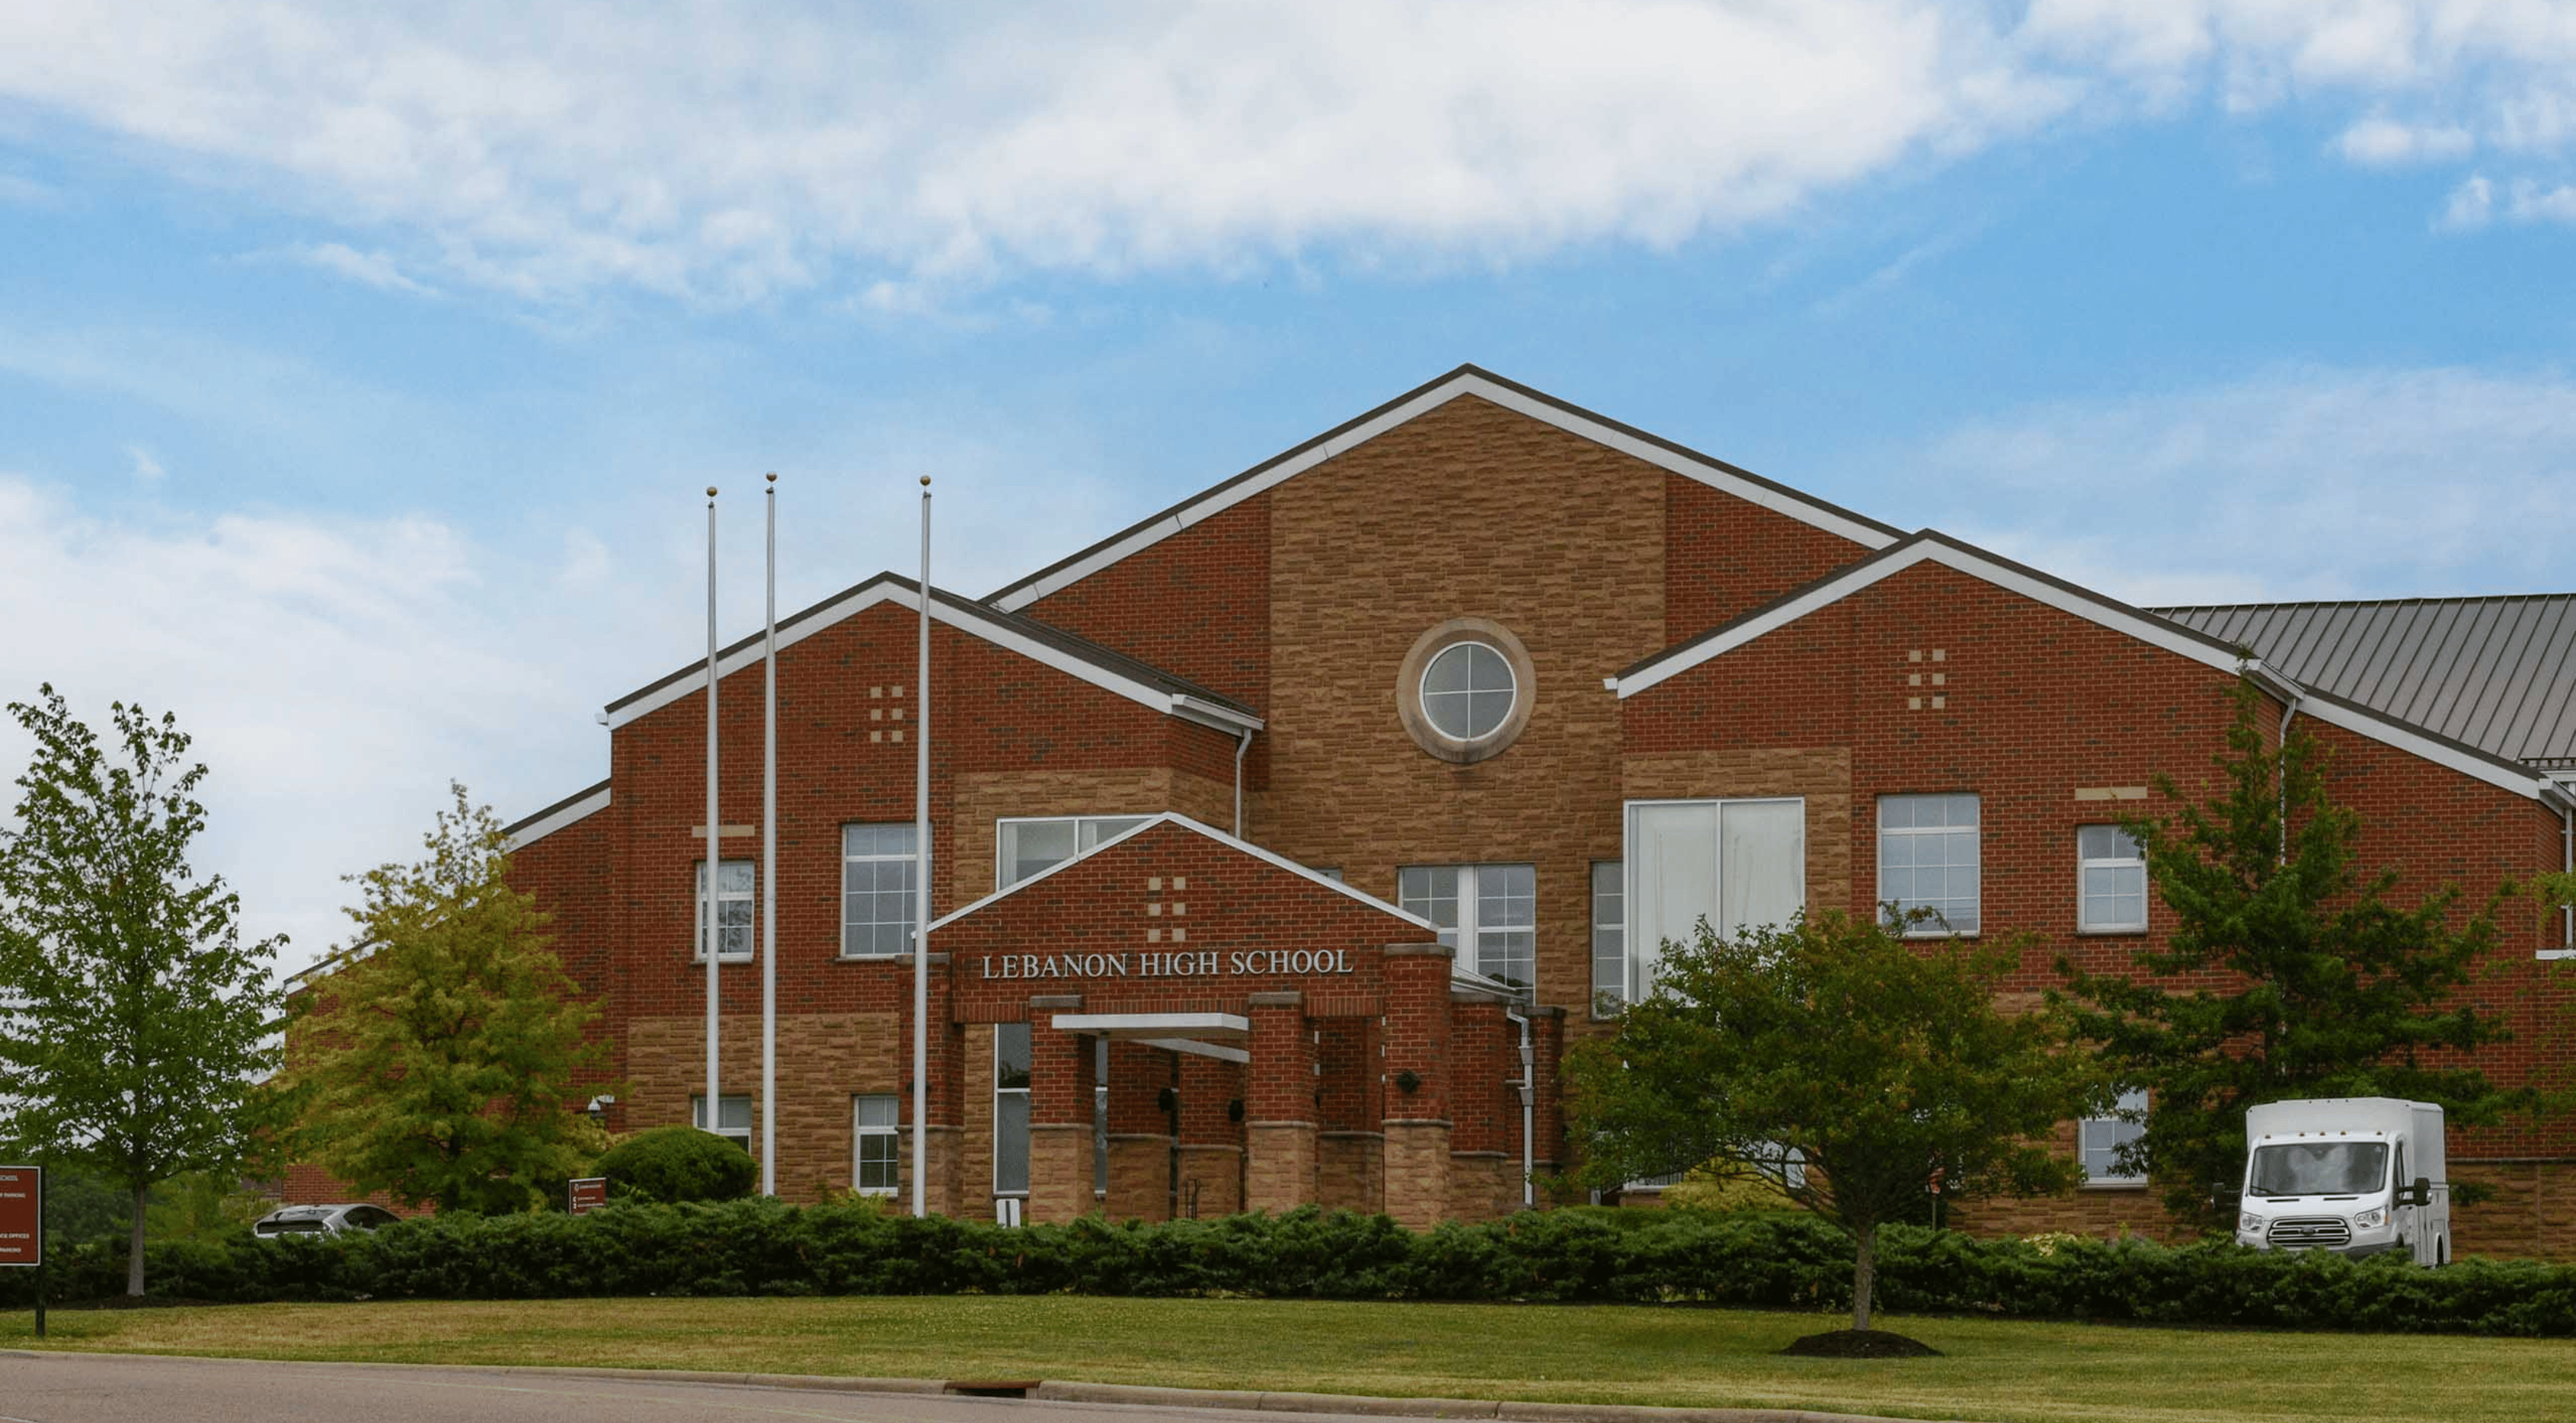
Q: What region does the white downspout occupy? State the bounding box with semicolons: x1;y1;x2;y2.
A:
1232;725;1254;839
2275;687;2304;864
2561;793;2572;954
1504;1003;1535;1210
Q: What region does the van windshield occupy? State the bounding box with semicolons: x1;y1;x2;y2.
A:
2249;1140;2389;1196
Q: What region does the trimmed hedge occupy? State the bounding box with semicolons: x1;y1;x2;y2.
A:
592;1126;760;1205
7;1204;2574;1336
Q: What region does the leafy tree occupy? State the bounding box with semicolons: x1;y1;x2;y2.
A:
594;1124;759;1204
2056;680;2528;1228
0;685;288;1296
291;784;610;1214
1568;910;2099;1334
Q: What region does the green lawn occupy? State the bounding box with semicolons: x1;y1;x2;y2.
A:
5;1295;2563;1423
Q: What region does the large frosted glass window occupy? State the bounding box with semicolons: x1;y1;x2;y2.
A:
842;823;917;957
996;816;1153;889
994;1023;1031;1196
1398;863;1536;987
1878;793;1980;935
1624;799;1806;996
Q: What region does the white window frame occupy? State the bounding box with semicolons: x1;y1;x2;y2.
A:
994;1022;1031;1198
2076;823;2148;934
692;1093;753;1151
695;859;755;962
853;1094;900;1195
2080;1087;2149;1186
994;814;1155;890
1877;793;1980;937
841;823;919;959
1590;860;1625;1017
1622;797;1809;998
1418;640;1518;744
1398;863;1537;987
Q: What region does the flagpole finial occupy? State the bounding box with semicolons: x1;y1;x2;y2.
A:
766;472;777;485
920;475;932;487
706;486;718;498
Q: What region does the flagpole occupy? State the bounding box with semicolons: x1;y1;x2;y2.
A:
760;473;779;1197
911;475;932;1218
704;486;722;1146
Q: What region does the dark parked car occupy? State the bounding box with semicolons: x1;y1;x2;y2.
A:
250;1203;403;1239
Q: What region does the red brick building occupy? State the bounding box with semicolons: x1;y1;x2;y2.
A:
296;366;2576;1249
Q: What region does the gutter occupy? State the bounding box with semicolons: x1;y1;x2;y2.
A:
1503;1003;1536;1211
1231;724;1255;839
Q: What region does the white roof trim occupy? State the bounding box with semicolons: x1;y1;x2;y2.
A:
1054;1012;1251;1037
929;811;1438;934
1136;1037;1254;1064
1609;537;2555;804
503;784;612;852
605;583;1261;734
991;370;1895;613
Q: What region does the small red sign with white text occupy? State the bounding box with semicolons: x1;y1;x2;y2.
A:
0;1166;39;1267
568;1176;607;1215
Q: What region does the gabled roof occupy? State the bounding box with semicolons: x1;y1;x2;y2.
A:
1611;529;2563;805
500;778;611;852
928;811;1437;934
2158;594;2576;774
984;363;1903;613
601;573;1262;734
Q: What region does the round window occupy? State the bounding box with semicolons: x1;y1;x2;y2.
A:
1395;618;1536;764
1420;641;1516;742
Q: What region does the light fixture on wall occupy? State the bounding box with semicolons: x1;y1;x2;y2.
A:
586;1094;617;1123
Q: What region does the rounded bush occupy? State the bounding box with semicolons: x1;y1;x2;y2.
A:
593;1126;759;1205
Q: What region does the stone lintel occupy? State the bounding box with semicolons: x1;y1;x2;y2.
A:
1381;942;1453;958
1245;990;1304;1009
1028;993;1084;1009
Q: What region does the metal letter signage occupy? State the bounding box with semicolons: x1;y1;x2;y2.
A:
568;1176;608;1215
979;948;1356;981
0;1165;38;1267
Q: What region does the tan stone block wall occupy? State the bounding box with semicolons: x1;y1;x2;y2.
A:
1107;1135;1174;1222
1383;1120;1453;1230
1448;1151;1510;1223
627;1011;901;1202
1245;1121;1319;1212
1178;1145;1244;1218
1261;397;1669;1016
1028;1122;1093;1222
1948;1188;2193;1245
917;1126;963;1219
1319;1131;1384;1213
2453;1161;2576;1260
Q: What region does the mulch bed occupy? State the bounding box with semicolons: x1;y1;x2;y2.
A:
1779;1328;1943;1358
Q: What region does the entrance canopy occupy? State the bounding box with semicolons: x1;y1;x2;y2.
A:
1052;1011;1252;1064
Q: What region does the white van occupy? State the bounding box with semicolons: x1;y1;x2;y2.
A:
2234;1098;2450;1265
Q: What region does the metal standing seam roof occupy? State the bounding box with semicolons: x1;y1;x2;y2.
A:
2156;594;2576;773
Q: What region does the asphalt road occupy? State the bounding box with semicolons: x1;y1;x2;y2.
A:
0;1354;1410;1423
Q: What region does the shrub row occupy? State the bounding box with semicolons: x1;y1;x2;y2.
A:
8;1204;2573;1336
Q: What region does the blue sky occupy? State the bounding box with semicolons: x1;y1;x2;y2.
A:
4;2;2574;972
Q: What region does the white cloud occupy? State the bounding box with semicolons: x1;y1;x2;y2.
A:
2440;173;2494;229
126;444;164;483
287;241;437;296
0;171;57;207
2506;178;2576;224
1916;365;2576;606
2337;115;2473;166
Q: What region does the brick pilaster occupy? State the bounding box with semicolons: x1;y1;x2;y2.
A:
1244;990;1317;1212
1381;944;1453;1229
1026;996;1094;1223
1105;1041;1175;1221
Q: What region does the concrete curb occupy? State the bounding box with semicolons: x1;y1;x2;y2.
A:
0;1351;1972;1423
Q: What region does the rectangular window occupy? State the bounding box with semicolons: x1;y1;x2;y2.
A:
996;815;1154;889
1625;799;1806;995
691;1093;753;1152
842;823;919;957
1590;862;1625;1016
994;1023;1031;1196
853;1094;900;1194
695;861;754;960
2080;1087;2148;1186
2077;824;2147;932
1878;793;1980;935
1399;863;1536;987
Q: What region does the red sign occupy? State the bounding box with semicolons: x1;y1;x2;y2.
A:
0;1166;38;1268
568;1176;606;1215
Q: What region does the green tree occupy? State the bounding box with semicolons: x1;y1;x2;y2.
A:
292;784;610;1213
0;685;288;1296
1568;910;2098;1335
2056;680;2527;1228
